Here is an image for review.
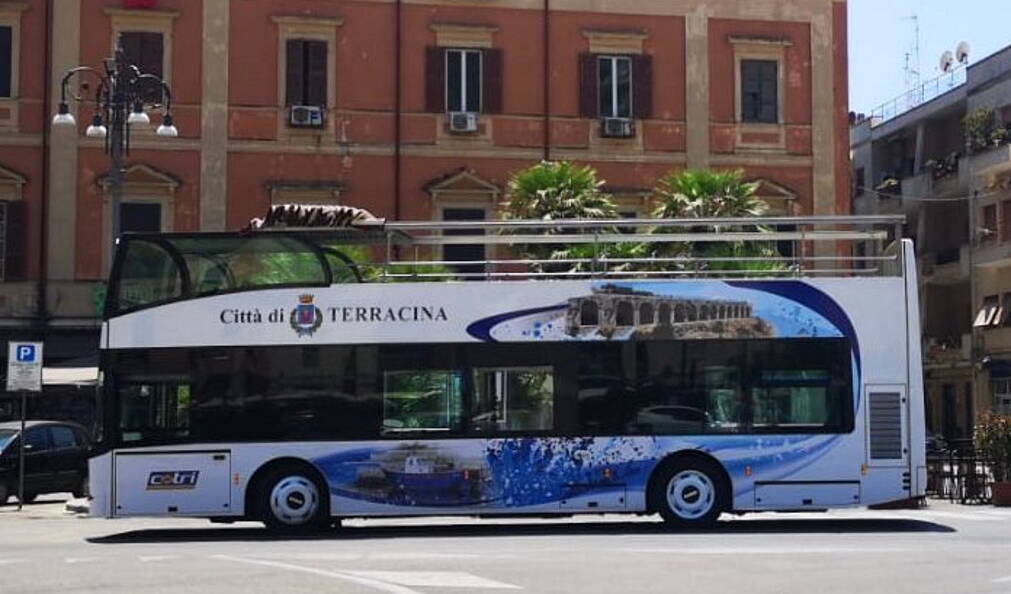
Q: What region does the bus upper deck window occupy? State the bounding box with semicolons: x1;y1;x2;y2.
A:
112;240;183;314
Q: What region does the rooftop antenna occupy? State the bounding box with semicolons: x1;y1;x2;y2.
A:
903;15;922;108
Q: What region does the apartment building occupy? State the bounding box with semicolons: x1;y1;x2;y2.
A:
851;44;1011;442
0;0;849;366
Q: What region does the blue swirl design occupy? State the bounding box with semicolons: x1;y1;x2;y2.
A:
466;304;567;342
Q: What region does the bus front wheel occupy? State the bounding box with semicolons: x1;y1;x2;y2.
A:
651;458;727;528
257;466;329;532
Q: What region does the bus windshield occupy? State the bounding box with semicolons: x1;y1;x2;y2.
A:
108;235;369;316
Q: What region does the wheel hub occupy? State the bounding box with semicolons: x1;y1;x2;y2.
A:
269;475;320;526
666;470;715;520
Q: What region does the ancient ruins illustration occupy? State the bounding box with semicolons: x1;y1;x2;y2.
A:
564;284;774;340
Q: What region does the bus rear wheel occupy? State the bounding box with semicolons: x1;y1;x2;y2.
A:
651;458;726;528
258;467;329;532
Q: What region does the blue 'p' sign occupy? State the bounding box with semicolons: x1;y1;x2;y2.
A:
15;345;36;363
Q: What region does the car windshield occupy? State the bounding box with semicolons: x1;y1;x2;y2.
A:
0;429;16;451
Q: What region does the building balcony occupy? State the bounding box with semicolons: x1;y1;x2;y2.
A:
921;244;970;283
975;240;1011;267
968;144;1011;179
924;333;971;367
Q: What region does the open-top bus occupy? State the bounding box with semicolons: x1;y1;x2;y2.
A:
89;211;924;531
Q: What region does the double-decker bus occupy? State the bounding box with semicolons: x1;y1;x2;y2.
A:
88;210;925;531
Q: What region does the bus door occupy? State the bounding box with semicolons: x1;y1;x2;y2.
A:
113;451;232;516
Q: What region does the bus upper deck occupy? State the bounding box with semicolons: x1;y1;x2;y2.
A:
104;207;908;318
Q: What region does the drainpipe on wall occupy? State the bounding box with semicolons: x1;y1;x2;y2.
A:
394;0;402;221
542;0;550;162
37;0;53;340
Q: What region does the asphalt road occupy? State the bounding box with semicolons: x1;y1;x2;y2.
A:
2;496;1011;594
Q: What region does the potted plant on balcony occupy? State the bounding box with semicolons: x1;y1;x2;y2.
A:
974;411;1011;506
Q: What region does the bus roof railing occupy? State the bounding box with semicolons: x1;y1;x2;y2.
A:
108;212;909;316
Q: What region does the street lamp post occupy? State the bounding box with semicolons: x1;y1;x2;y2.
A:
51;47;178;244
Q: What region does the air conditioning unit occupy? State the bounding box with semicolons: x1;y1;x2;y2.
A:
448;112;478;133
290;105;324;128
601;117;634;138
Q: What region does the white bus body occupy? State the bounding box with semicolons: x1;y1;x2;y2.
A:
89;231;925;527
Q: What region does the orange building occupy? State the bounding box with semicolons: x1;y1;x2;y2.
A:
0;0;849;363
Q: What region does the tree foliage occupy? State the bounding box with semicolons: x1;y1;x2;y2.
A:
504;161;620;272
651;169;782;272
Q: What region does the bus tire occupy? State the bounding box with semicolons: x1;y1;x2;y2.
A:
0;482;8;505
257;465;329;533
650;457;727;528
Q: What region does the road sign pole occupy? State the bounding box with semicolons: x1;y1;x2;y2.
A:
7;342;43;512
18;390;25;512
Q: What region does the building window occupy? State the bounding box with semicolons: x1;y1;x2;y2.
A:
598;55;632;118
974;295;1002;329
442;208;486;278
0;201;6;279
120;203;162;234
446;49;481;113
983;204;998;242
1001;199;1011;243
0;25;11;98
994;379;1011;415
285;39;328;108
854;168;866;197
119;31;164;79
740;59;778;124
578;53;651;123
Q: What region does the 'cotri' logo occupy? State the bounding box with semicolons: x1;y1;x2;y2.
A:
146;471;200;490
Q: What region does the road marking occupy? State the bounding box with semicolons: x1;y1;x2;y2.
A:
214;555;423;594
367;552;488;561
625;546;913;555
992;575;1011;584
345;571;521;589
139;555;178;562
0;559;22;566
64;557;99;564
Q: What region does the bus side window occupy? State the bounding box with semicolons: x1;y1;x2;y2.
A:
382;370;464;434
470;367;554;433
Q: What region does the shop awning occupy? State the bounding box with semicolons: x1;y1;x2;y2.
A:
41;367;99;387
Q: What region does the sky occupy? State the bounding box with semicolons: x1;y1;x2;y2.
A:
848;0;1010;114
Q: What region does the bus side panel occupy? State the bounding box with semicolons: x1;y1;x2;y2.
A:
88;452;113;518
905;239;927;498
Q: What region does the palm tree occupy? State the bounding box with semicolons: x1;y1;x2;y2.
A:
653;169;767;220
505;161;617;221
504;161;619;271
651;169;781;273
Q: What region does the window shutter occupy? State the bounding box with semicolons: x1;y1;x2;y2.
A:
286;39;305;106
140;32;164;79
4;201;26;281
306;41;328;107
579;53;598;118
760;61;778;124
425;46;446;113
0;26;12;98
632;54;653;119
482;48;503;114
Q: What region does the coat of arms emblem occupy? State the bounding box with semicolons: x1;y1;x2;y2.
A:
290;294;323;337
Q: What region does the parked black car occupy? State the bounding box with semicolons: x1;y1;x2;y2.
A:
0;421;92;504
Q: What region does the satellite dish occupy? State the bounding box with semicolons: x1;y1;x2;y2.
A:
939;51;955;73
956;41;971;64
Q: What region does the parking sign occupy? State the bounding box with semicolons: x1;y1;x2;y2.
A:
6;342;43;392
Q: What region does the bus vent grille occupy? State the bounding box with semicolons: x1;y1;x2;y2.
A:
869;392;903;460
